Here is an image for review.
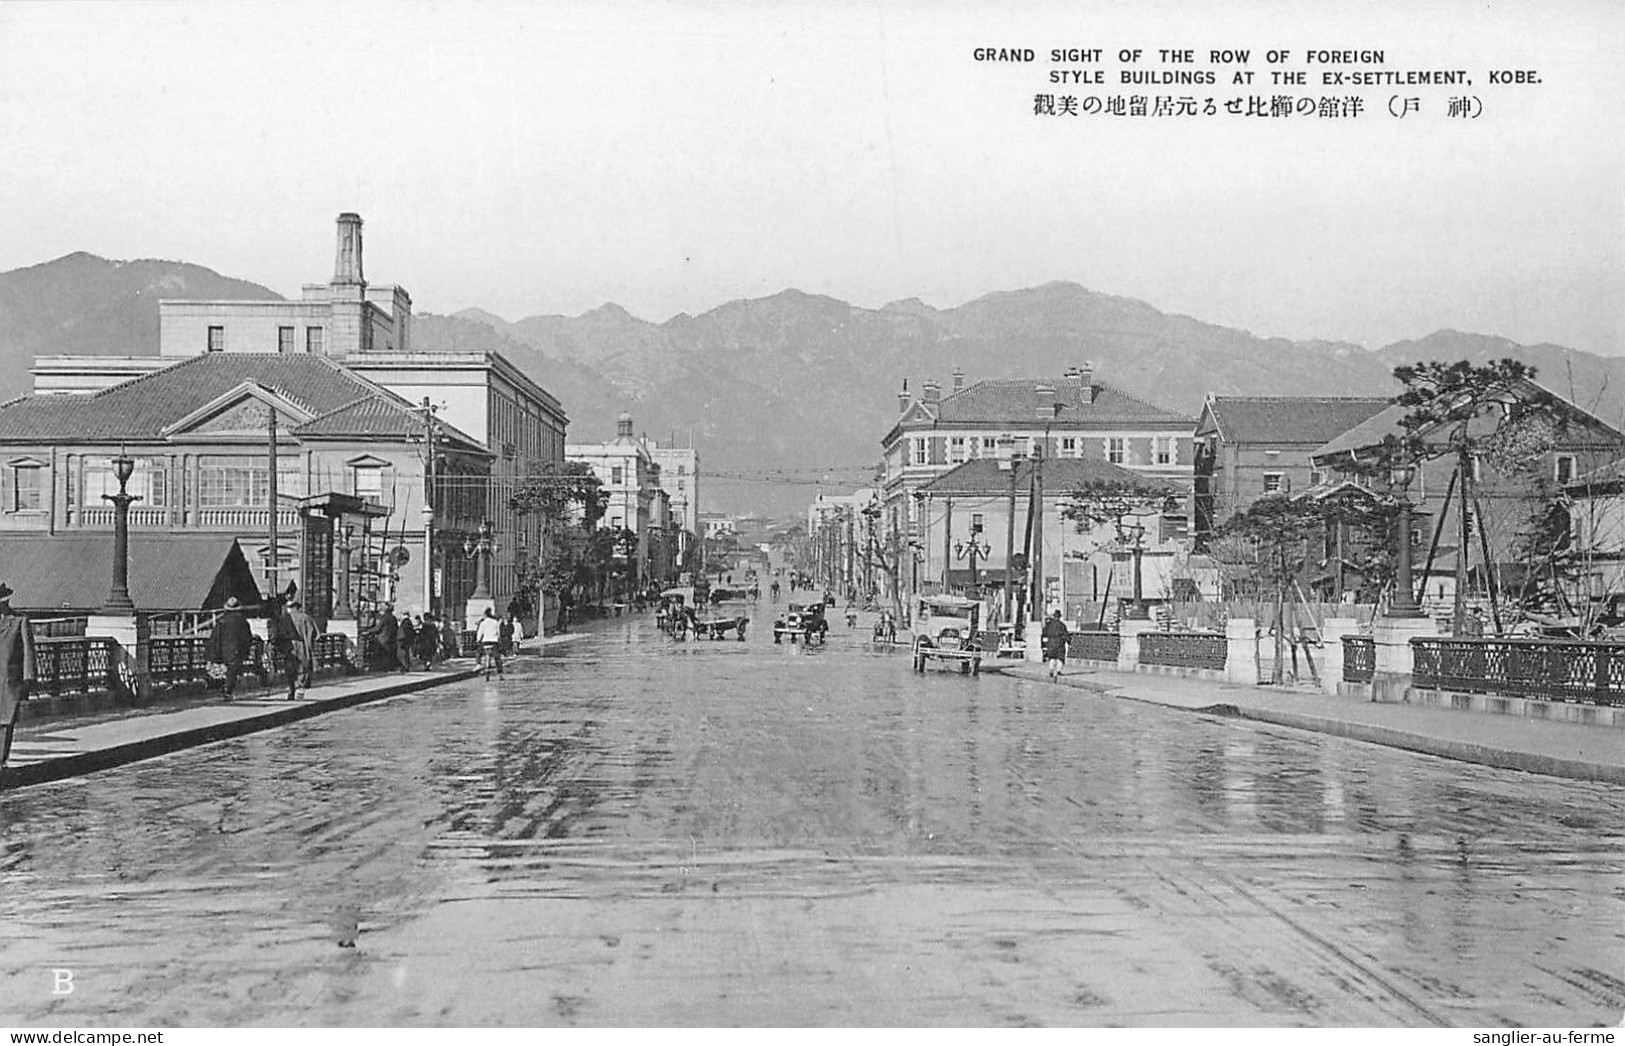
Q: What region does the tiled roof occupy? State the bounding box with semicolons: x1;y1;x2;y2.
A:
0;534;262;612
1311;403;1411;459
921;457;1173;496
0;354;484;449
930;376;1190;426
1205;396;1390;445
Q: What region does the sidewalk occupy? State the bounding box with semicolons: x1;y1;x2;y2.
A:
994;662;1625;785
1;634;581;791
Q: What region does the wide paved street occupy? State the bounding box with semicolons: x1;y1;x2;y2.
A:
2;603;1621;1027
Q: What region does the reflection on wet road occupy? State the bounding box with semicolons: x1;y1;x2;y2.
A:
2;604;1621;1026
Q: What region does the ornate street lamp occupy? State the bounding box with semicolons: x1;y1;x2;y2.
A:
1120;518;1149;620
463;520;496;602
954;523;991;592
101;448;140;614
1387;460;1425;618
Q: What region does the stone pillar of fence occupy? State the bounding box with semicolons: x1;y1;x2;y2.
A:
1118;618;1156;673
1371;614;1438;702
1025;620;1044;663
1224;618;1257;686
84;611;152;702
1318;618;1359;696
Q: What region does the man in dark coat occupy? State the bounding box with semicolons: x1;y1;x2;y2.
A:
415;613;440;668
209;596;255;699
370;605;398;671
0;582;38;775
1041;609;1071;683
285;599;320;698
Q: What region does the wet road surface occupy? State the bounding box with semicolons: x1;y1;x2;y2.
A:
2;604;1621;1026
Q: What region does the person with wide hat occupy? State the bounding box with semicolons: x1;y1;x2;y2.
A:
0;582;38;775
208;596;255;700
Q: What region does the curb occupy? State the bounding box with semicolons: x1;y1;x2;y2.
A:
1;668;482;791
992;665;1625;786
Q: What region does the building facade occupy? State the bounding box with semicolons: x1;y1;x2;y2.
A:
645;441;699;573
1192;395;1391;546
27;212;569;618
0;353;491;619
567;413;668;593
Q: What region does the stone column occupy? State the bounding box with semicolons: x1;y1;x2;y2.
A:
1318;617;1359;696
1118;618;1157;674
1224;618;1257;686
1024;620;1044;663
1371;615;1439;702
84;612;151;703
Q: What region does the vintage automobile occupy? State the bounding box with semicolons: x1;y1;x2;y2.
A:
773;602;829;644
912;594;985;674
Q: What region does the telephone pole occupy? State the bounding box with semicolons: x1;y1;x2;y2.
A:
415;397;441;615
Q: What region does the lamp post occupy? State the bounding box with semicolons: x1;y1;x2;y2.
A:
1387;461;1425;618
955;523;991;593
464;520;495;602
101;449;140;614
334;523;356;620
1121;518;1149;620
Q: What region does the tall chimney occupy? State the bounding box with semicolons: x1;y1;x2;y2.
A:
897;378;911;414
1035;383;1056;419
1077;362;1095;404
922;379;941;405
333;212;365;286
952;367;965;393
996;433;1015;470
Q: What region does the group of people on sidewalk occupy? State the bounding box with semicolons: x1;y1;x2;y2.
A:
205;594;321;701
360;605;466;675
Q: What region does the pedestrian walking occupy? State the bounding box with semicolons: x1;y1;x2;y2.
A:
370;605;399;672
286;599;319;698
501;610;521;656
208;596;255;699
439;614;460;660
1041;609;1071;682
475;607;504;679
396;612;417;672
266;599;302;701
0;583;38;777
415;613;440;668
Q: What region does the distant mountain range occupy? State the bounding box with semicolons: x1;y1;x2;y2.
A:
3;253;1621;518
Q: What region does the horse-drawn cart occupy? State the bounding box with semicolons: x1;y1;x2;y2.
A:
773;603;829;645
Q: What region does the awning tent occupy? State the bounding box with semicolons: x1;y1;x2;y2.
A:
0;534;263;615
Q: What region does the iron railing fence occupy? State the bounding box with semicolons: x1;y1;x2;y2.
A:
1342;636;1376;683
34;637;117;698
1138;631;1227;671
1411;637;1625;706
1069;631;1121;662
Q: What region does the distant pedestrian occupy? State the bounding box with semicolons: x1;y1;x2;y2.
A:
396;612;417;672
1041;610;1071;683
415;613;440;668
209;596;255;699
370;605;399;672
501;610;521;656
439;615;460;660
0;583;38;777
286;600;319;698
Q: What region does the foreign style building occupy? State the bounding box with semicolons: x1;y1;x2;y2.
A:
566;413;671;593
0;353;491;620
24;213;569;620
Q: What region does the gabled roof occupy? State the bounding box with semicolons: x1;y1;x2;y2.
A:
0;534;263;613
920;457;1172;496
1201;395;1390;445
1311;378;1625;462
0;353;485;450
931;376;1190;426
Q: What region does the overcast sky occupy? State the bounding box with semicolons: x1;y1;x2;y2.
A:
1;0;1619;354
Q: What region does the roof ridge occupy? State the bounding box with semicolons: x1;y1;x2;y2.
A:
87;353;195;399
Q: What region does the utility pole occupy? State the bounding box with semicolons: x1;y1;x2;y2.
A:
416;397;440;616
1030;442;1044;621
267;406;279;599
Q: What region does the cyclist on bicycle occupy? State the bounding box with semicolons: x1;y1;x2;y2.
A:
475;607;504;679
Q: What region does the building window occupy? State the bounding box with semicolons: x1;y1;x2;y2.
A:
1555;454;1576;485
1308;469;1323;487
306;326;324;354
611;466;624;484
207;326;225;353
83;458;166;507
678;464;686;476
1061;437;1076;456
1107;438;1125;464
277;326;295;353
914;438;928;466
1156;437;1173;465
971;512;984;531
949;437;966;463
198;456;302;507
353;466;384;502
11;464;43;511
1262;472;1284;494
